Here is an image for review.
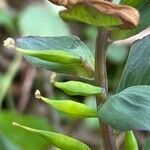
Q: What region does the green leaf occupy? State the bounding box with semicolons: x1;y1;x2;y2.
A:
38;95;97;118
0;111;53;150
16;36;94;79
0;55;21;107
99;85;150;131
60;4;122;28
13;122;91;150
18;4;70;36
125;131;138;150
53;81;103;96
143;137;150;150
117;35;150;92
120;0;148;9
110;1;150;40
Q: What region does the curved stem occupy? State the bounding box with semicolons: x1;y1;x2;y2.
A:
95;29;116;150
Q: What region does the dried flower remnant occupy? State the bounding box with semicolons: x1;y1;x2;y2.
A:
35;90;41;99
85;0;139;29
49;0;140;29
3;38;15;49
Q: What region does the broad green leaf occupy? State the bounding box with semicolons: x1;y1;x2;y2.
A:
0;111;53;150
99;86;150;131
125;131;138;150
117;35;150;92
110;1;150;40
143;137;150;150
13;122;91;150
53;81;103;96
60;4;122;28
0;55;21;107
16;36;94;79
18;4;70;36
120;0;148;9
38;95;97;118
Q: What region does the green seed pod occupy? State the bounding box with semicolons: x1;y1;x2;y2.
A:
12;122;91;150
125;131;138;150
35;90;97;118
15;36;95;79
53;80;103;96
16;47;81;64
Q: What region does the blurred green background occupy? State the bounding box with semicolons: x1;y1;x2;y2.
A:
0;0;146;150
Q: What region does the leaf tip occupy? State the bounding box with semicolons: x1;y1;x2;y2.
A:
3;37;16;49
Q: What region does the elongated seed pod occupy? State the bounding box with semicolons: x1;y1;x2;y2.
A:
13;122;91;150
125;131;138;150
53;80;103;96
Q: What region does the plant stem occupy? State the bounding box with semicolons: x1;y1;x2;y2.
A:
95;29;116;150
